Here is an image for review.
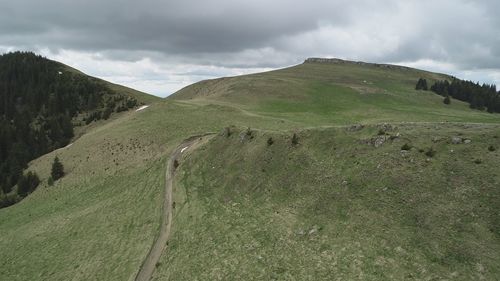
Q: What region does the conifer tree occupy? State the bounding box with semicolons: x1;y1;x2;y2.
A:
51;156;65;181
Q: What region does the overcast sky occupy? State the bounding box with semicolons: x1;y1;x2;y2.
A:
1;0;499;97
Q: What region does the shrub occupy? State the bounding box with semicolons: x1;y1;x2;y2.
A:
425;147;436;158
378;129;386;135
173;159;179;169
291;133;299;146
443;95;451;105
488;145;496;152
474;159;482;164
51;157;65;181
401;143;412;151
267;137;274;146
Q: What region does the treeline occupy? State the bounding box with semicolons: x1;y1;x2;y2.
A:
0;51;138;207
416;78;500;112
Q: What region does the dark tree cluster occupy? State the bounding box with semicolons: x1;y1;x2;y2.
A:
0;51;138;207
416;77;500;112
415;78;428;91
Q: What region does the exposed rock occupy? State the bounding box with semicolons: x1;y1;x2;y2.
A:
372;135;389;147
432;137;442;143
464;139;472;144
377;123;397;132
239;131;249;142
220;127;231;137
308;225;320;235
346;124;364;132
451;136;463;144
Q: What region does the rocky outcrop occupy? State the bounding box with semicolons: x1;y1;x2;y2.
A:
304;57;412;71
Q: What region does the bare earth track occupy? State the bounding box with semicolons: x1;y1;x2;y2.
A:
134;134;213;281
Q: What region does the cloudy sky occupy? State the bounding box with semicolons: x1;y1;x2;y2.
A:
1;0;499;97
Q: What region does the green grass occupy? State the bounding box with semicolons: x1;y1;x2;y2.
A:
154;125;500;280
172;61;499;125
1;60;500;280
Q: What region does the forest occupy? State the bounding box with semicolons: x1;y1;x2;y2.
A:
0;52;138;207
416;77;500;112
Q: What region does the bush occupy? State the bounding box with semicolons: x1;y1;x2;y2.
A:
245;127;254;139
267;137;274;146
425;147;436;158
378;129;386;135
173;159;179;169
291;133;299;146
401;143;412;151
51;157;65;181
443;95;451;105
474;159;482;164
488;145;496;152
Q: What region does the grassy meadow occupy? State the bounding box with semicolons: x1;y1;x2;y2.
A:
0;60;499;280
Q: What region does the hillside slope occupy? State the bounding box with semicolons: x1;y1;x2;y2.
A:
172;58;498;125
0;51;160;207
0;58;499;280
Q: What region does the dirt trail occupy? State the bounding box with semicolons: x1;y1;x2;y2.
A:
134;134;213;281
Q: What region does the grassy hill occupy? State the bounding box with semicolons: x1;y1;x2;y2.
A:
172;58;498;125
0;58;499;280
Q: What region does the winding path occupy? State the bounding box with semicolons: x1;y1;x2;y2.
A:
135;134;212;281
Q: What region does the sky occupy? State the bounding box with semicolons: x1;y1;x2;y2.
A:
1;0;499;97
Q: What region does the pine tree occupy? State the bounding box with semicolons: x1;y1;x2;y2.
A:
415;78;428;91
51;156;65;181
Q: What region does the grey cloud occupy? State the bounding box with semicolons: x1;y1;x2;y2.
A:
1;0;499;72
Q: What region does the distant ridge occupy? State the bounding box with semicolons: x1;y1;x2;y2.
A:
304;57;413;71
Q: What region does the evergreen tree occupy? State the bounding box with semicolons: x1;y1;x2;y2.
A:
428;78;500;113
17;171;40;196
0;51;140;206
415;78;428;90
51;156;65;181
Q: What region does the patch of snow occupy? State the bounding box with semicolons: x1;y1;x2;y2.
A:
180;146;189;153
58;71;63;75
135;105;149;112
